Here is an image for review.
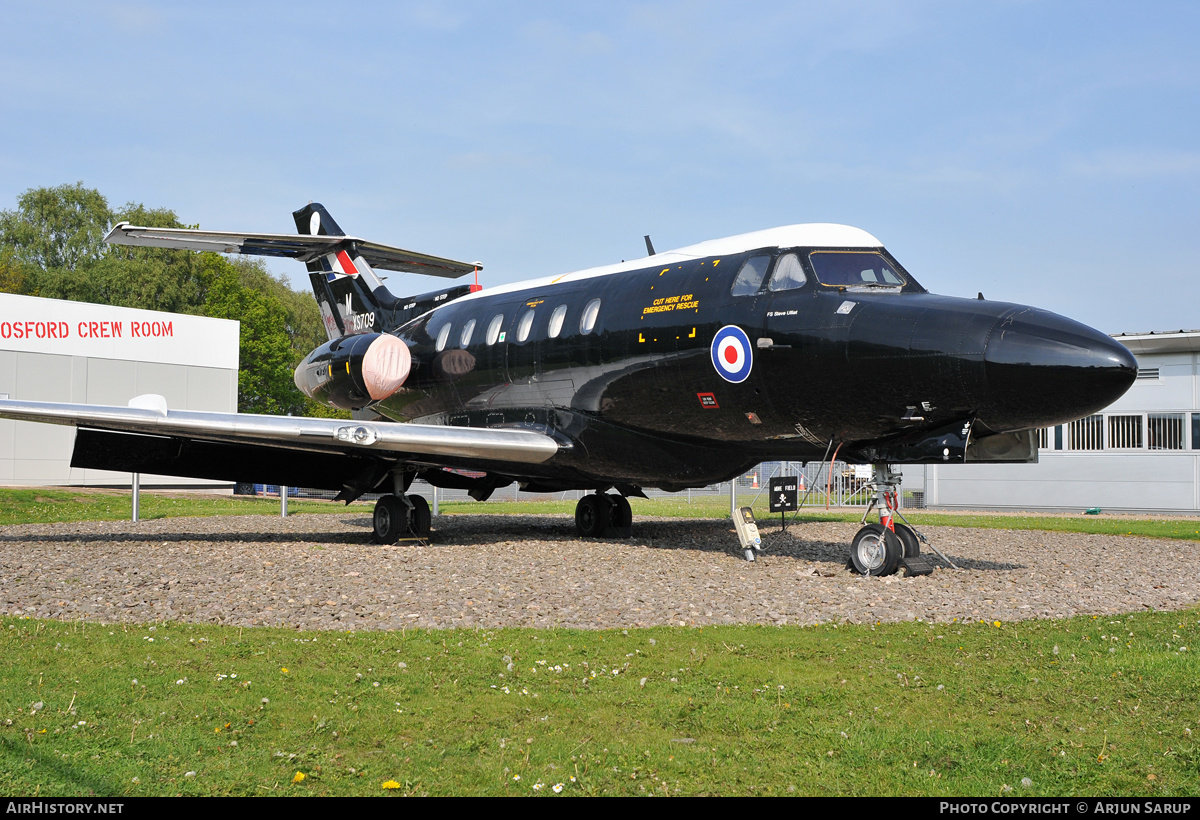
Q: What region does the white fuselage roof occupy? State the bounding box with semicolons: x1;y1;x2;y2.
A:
455;223;883;303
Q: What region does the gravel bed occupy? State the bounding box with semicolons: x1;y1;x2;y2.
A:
1;513;1197;630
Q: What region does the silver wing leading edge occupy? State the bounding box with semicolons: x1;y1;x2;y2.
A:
0;396;560;495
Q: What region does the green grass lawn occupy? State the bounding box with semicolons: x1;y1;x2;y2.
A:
1;488;1198;796
1;613;1197;796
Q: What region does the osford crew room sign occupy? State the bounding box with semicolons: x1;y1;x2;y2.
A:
710;325;753;383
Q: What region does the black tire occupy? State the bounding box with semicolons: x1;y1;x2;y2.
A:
608;494;633;536
575;494;612;537
373;495;406;544
408;495;431;540
894;522;919;558
849;523;902;576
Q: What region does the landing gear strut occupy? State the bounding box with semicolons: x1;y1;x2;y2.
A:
372;494;432;544
575;492;633;538
848;464;934;577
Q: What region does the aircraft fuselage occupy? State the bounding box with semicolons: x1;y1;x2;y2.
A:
298;230;1136;493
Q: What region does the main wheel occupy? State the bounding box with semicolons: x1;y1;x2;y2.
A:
894;522;920;558
608;494;633;537
373;495;406;544
408;495;431;540
849;523;902;576
575;494;612;537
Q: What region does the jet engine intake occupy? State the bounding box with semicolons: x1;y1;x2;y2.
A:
293;332;412;410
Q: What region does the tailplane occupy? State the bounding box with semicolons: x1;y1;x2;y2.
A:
293;203;479;340
104;204;481;341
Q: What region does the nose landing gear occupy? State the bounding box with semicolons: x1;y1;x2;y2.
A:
848;463;935;577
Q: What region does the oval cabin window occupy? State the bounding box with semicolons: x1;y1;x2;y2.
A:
547;304;568;338
517;308;536;342
580;299;601;335
486;314;505;345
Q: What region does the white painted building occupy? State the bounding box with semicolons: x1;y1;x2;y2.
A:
918;330;1200;513
0;292;239;486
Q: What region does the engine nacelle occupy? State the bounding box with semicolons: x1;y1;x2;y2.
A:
293;333;412;410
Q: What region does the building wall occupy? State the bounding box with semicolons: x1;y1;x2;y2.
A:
0;293;239;487
922;337;1200;513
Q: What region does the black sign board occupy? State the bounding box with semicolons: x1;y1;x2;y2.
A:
769;476;798;513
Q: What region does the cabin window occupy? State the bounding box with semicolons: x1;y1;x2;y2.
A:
1148;413;1185;450
730;255;771;296
486;313;505;345
547;304;568;338
580;299;601;335
435;322;452;352
809;251;906;287
459;318;476;347
517;308;536;342
767;253;807;292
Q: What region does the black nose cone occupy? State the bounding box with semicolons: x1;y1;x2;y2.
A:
981;309;1137;431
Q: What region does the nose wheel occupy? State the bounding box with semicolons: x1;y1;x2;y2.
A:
847;464;934;576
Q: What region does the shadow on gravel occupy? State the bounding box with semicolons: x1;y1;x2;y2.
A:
0;530;371;546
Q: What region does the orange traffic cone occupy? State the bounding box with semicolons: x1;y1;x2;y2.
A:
752;473;759;488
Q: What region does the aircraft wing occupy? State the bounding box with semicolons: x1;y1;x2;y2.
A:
0;396;559;494
103;223;478;278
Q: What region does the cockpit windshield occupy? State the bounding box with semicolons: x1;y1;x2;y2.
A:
809;251;906;288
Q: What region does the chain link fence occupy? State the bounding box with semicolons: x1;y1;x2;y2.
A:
241;461;927;510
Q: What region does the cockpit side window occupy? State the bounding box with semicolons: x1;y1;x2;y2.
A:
730;255;771;296
767;253;806;292
809;251;906;287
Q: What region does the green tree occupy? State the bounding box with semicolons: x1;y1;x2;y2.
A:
0;182;111;270
199;253;300;415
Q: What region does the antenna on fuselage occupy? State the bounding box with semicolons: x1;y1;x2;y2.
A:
644;235;656;256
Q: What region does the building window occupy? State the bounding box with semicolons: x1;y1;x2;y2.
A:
1068;415;1103;450
1037;428;1049;449
1193;414;1200;450
1054;425;1063;450
1108;415;1143;449
1148;413;1185;450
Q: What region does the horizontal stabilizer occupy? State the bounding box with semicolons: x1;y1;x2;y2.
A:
103;223;479;278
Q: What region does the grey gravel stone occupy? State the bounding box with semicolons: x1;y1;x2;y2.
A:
0;512;1197;630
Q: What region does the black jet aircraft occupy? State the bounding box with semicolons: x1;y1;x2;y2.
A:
0;204;1137;575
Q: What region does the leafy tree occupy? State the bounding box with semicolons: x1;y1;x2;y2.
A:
1;183;335;417
199;254;300;415
0;182;111;270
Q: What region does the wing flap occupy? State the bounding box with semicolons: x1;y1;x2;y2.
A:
0;398;559;464
103;223;478;277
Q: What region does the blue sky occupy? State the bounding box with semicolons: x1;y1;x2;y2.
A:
3;1;1197;334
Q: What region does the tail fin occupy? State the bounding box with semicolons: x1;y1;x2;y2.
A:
293;203;478;340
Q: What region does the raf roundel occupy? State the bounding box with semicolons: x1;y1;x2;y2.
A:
710;325;753;383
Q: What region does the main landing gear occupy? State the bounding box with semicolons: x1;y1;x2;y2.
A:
372;494;431;544
574;492;633;538
848;464;934;577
